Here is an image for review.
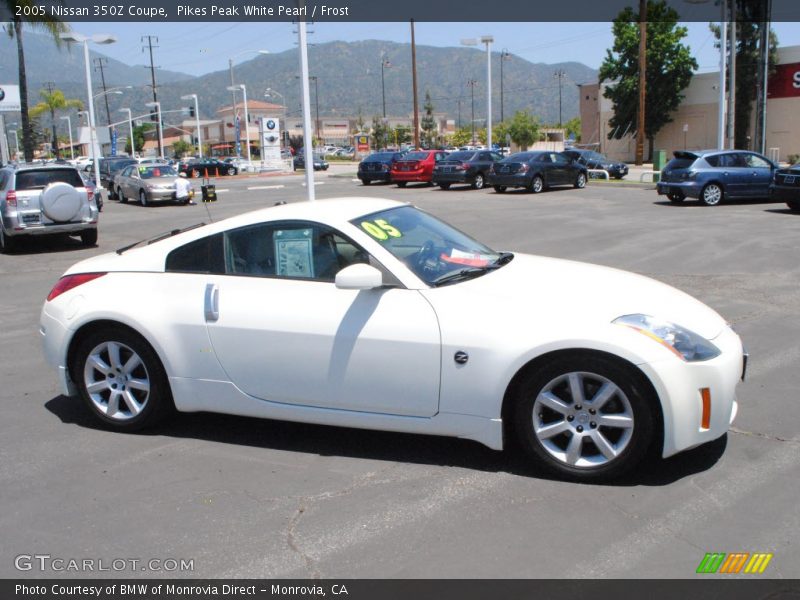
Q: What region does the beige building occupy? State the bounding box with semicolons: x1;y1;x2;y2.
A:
581;45;800;163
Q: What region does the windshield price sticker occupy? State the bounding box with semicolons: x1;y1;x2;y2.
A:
360;219;402;241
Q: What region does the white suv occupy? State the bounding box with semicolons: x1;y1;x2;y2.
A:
0;164;99;252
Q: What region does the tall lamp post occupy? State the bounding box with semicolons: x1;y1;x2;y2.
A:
118;108;135;157
462;35;494;148
60;116;74;160
8;124;19;162
145;101;164;160
181;94;202;159
227;85;250;162
60;32;116;192
500;49;511;123
466;79;478;143
228;50;269;157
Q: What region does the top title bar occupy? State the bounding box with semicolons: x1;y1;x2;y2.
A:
2;0;799;22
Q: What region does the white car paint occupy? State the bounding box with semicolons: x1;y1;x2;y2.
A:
40;197;743;465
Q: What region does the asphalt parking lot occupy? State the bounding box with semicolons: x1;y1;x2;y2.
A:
1;171;799;579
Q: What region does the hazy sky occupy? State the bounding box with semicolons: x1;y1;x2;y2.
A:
67;21;800;78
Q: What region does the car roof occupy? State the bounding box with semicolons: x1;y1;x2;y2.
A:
10;163;81;172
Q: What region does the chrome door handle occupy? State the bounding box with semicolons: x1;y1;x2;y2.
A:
204;283;219;322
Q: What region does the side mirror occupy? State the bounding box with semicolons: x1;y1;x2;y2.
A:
335;263;383;290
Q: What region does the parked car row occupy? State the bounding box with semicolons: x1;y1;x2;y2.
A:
358;149;590;194
657;149;799;208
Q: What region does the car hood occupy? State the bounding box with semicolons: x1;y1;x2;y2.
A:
424;253;726;340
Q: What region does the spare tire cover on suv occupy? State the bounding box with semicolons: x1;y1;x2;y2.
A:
41;182;83;223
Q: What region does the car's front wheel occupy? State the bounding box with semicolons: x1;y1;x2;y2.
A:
439;182;451;190
574;172;587;189
117;187;127;203
227;167;236;176
472;173;485;190
529;175;545;193
494;185;507;193
397;181;407;188
72;327;174;431
360;178;370;186
701;183;724;206
787;201;800;212
511;353;656;481
139;190;148;207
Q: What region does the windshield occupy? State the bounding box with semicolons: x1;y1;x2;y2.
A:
350;205;508;286
139;166;177;179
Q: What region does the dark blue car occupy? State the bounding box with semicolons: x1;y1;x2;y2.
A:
657;150;777;206
357;151;405;185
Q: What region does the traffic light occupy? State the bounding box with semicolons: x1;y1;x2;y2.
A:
189;105;195;118
150;112;158;122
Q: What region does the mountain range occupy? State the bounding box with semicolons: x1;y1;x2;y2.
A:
2;33;597;131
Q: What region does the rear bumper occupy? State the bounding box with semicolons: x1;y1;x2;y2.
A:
488;174;529;187
656;181;703;198
391;170;430;182
433;172;472;184
358;170;391;182
2;215;97;237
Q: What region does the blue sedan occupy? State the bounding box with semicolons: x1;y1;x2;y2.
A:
657;150;777;206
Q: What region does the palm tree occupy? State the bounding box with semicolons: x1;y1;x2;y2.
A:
30;88;83;159
4;1;69;162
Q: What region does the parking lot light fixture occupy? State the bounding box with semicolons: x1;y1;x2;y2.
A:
60;32;116;195
60;116;74;160
461;36;494;148
181;94;202;159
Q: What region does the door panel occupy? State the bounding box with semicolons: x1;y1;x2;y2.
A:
205;276;441;417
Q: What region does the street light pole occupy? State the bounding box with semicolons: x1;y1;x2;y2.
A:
145;101;163;160
9;129;19;161
554;69;566;127
481;36;494;149
60;116;74;160
118;108;135;157
467;79;477;143
61;32;116;196
228;49;270;158
297;16;315;201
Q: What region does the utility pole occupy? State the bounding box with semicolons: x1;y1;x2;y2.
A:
381;53;391;118
44;81;59;158
410;19;420;150
141;35;162;158
467;79;478;143
727;5;736;149
554;69;566;127
457;99;462;129
93;57;112;126
311;76;320;144
635;0;646;165
500;49;511;123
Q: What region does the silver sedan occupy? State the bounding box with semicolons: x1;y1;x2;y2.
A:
113;164;181;206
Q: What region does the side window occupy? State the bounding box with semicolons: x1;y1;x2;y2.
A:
705;155;720;167
724;153;746;167
490;153;503;161
538;154;552;163
165;234;225;274
224;221;370;282
551;153;568;165
478;152;492;161
743;154;770;168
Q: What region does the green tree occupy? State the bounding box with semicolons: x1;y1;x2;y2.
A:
392;125;411;147
171;139;193;158
371;115;389;149
599;0;697;160
450;127;473;147
710;1;778;149
420;91;437;148
506;110;541;149
564;116;581;142
125;123;153;156
29;88;83;159
4;1;69;162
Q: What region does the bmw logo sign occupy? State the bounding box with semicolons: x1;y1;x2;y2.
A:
0;88;5;102
266;120;276;130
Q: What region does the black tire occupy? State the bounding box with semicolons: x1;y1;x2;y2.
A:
494;185;507;193
80;229;98;246
472;173;485;190
0;228;16;253
700;183;724;206
191;169;201;178
668;191;685;203
574;172;587;189
360;178;371;186
117;187;127;204
72;326;174;431
227;167;236;176
787;201;800;212
439;182;451;190
528;175;545;194
397;181;408;188
108;186;117;200
511;353;656;482
139;190;148;207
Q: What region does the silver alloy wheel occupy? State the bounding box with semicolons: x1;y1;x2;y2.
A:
474;173;485;189
532;371;634;468
532;176;544;193
83;341;151;421
702;184;723;206
139;190;147;206
576;173;586;188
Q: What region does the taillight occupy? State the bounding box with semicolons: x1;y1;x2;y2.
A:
519;164;530;173
461;162;471;170
6;190;17;206
86;187;93;201
47;272;106;301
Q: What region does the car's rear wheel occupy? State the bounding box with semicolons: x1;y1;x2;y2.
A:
139;190;148;207
227;167;236;176
787;201;800;212
574;173;587;189
0;228;16;253
472;173;485;190
80;229;98;246
117;187;127;203
439;182;451;190
360;178;370;186
73;327;174;431
529;175;545;193
668;191;685;203
192;169;201;178
701;183;723;206
511;353;655;481
494;185;507;193
397;181;407;188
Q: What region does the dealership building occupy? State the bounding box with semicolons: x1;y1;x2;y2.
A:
579;45;800;164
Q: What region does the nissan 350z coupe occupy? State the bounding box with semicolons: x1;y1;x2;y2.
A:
40;198;745;481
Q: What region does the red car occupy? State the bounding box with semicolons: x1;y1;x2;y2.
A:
390;150;448;186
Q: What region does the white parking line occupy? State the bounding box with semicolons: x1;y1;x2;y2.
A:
351;178;361;182
247;185;286;190
213;189;229;193
301;182;326;187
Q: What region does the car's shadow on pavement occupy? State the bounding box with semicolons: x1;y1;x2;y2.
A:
2;235;95;255
45;394;727;488
764;208;798;216
654;198;784;208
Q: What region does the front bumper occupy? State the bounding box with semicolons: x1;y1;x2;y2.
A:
145;189;178;202
656;181;703;199
639;325;744;458
769;184;800;202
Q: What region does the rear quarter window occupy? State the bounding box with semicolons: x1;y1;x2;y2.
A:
166;234;225;274
665;158;695;170
15;169;83;190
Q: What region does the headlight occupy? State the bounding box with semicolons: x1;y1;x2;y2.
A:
613;314;720;361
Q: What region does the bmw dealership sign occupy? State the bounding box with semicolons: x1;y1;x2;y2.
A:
0;85;21;112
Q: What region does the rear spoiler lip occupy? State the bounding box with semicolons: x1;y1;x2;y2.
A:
673;150;701;160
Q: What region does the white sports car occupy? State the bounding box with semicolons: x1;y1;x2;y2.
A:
40;198;745;480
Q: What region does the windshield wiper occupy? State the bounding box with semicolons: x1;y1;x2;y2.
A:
431;252;514;287
493;251;515;266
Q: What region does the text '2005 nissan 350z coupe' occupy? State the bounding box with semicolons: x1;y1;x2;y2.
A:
40;198;745;481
